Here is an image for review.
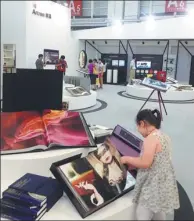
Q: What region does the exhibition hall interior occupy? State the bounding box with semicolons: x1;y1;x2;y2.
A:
1;0;194;220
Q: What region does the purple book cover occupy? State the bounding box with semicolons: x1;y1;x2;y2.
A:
109;125;143;157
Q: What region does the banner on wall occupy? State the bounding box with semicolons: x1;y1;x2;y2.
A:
165;0;187;13
67;0;82;16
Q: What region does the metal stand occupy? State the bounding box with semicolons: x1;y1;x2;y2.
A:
139;89;167;120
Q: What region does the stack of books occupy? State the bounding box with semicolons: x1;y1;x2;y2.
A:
1;173;63;220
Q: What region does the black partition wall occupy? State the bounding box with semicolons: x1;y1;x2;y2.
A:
3;69;63;112
101;53;128;85
190;56;194;86
85;40;128;85
134;54;163;79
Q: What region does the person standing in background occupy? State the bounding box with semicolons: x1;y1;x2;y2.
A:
56;55;68;74
35;54;45;69
98;59;104;89
129;56;136;84
88;59;96;90
55;55;68;83
93;59;99;89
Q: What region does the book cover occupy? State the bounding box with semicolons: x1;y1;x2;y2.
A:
4;173;63;210
1;197;47;216
1;110;95;155
141;77;170;92
3;188;47;207
50;134;137;218
1;206;47;221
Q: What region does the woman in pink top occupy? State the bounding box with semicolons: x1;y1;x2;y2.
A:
121;109;179;220
88;59;96;90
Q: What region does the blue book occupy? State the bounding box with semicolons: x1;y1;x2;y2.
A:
3;188;47;207
3;173;63;210
1;206;47;221
1;197;47;216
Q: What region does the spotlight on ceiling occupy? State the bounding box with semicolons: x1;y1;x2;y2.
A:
105;40;107;44
92;41;95;44
185;41;188;44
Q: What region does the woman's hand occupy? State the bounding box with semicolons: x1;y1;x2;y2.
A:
76;181;96;191
121;156;130;165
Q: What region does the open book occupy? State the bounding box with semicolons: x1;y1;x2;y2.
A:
1;110;95;155
50;135;137;218
141;77;170;92
66;86;90;97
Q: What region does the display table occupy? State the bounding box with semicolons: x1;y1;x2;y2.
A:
126;84;194;101
1;125;137;220
63;88;97;110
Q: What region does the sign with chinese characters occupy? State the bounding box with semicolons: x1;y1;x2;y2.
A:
32;3;52;19
165;0;187;13
67;0;82;16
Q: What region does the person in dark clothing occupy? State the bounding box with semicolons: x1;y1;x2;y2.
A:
35;54;45;69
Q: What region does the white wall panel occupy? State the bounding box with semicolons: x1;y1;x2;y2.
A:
124;1;139;19
72;17;194;40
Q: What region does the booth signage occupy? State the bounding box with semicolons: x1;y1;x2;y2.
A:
67;0;82;16
32;3;52;19
165;0;187;13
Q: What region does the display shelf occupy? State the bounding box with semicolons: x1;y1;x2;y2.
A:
3;44;16;72
126;84;194;101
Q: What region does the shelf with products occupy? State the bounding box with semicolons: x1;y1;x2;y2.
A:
3;44;16;72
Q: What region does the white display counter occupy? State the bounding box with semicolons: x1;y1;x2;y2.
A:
126;84;194;101
1;126;136;220
63;89;97;111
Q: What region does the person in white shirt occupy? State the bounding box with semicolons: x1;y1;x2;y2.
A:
129;56;136;84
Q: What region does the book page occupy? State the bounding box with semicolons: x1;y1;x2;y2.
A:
42;110;93;147
1;111;47;154
59;137;136;214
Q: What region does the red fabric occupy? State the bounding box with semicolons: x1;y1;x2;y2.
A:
157;71;167;82
56;60;67;72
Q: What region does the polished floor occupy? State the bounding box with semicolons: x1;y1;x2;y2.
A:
83;84;194;209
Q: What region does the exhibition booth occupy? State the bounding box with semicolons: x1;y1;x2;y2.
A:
126;83;194;101
1;1;194;220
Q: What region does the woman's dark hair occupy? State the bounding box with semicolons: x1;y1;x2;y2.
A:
136;109;161;129
38;54;43;58
89;59;93;63
93;59;97;62
60;55;65;59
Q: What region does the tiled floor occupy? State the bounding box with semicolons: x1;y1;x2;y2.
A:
83;84;194;208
